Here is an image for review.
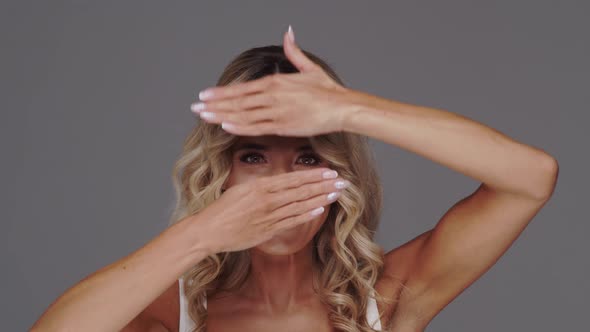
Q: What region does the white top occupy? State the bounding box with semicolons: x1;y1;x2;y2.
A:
178;277;382;331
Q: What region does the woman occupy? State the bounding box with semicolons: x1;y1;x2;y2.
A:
31;26;558;332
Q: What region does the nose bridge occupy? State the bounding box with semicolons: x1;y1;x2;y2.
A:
271;151;296;175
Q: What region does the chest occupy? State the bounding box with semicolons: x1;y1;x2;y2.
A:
205;307;335;332
175;283;391;332
203;292;334;332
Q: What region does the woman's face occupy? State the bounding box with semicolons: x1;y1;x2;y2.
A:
223;135;333;255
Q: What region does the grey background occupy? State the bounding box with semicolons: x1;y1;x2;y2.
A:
2;1;587;331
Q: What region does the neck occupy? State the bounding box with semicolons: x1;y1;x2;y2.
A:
242;241;317;312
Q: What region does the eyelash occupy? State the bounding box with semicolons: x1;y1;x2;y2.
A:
238;152;323;166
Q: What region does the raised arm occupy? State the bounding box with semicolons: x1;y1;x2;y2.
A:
341;90;558;329
30;215;212;332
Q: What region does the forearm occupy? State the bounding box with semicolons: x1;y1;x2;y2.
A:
342;89;557;200
31;215;212;332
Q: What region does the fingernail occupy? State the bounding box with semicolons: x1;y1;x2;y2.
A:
310;206;324;216
200;111;216;119
327;192;341;201
221;122;236;130
323;170;338;179
190;102;206;113
287;25;295;43
199;89;214;101
334;180;351;189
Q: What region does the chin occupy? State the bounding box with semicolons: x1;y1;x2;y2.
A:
253;212;328;255
253;240;304;256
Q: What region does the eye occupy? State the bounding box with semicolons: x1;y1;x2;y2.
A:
297;153;323;166
239;152;265;164
238;152;323;166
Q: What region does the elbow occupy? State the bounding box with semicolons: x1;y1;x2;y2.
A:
529;154;559;201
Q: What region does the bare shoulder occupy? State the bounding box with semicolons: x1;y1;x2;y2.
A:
123;279;180;332
374;230;433;328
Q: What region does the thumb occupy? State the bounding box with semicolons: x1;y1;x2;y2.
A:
283;25;320;73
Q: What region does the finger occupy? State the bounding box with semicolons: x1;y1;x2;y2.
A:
268;177;349;211
264;167;338;193
199;92;274;113
224;109;276;125
199;108;275;126
219;120;279;136
198;76;274;101
268;192;336;229
270;204;327;232
283;25;321;73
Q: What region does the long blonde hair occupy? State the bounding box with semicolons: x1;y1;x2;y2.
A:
167;45;396;331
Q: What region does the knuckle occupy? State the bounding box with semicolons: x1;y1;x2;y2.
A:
260;200;273;213
267;93;279;105
258;185;271;198
266;193;281;209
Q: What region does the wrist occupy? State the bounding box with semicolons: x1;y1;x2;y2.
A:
168;214;218;264
340;88;368;134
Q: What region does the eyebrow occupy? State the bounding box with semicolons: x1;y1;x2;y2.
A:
233;143;313;153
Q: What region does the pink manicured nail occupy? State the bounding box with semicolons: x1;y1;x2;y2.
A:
310;206;324;216
199;89;214;101
287;25;295;43
200;111;216;119
190;102;206;113
322;170;338;179
221;122;236;130
327;192;340;201
334;180;351;189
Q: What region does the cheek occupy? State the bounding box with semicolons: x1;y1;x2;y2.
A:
223;169;258;189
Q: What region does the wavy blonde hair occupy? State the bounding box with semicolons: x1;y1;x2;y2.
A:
167;45;397;331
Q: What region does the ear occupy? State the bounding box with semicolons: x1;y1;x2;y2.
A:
283;25;320;73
